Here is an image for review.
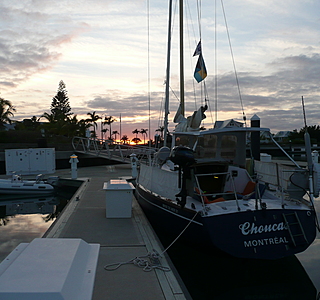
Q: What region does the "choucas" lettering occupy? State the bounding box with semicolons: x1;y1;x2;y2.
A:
239;221;287;236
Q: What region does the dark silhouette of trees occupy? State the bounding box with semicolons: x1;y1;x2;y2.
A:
15;116;40;131
0;98;16;129
132;137;141;144
140;128;148;144
121;135;129;144
77;119;92;137
50;80;72;121
132;128;140;138
112;130;119;141
155;126;164;139
290;125;320;144
40;81;80;137
102;128;109;139
104;116;116;139
86;111;101;138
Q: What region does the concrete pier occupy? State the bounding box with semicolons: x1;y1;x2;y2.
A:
44;164;189;300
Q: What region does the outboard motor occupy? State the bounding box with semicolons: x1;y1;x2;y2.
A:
169;146;195;166
169;146;195;208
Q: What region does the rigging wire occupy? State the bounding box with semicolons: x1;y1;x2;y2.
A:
147;0;151;145
158;0;178;135
220;0;247;126
186;0;199;110
214;0;218;123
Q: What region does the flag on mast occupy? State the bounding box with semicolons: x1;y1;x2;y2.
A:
194;53;207;83
193;40;202;56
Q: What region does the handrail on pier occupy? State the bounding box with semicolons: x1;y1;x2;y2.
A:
72;136;157;163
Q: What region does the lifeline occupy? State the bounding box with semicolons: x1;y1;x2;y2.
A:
244;236;288;247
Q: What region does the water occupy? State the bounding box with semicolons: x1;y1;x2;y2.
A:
0;184;80;262
147;200;320;300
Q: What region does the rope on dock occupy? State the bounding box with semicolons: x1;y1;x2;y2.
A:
104;210;199;272
104;249;170;272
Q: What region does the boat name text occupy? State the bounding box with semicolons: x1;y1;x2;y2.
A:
244;236;289;248
162;204;179;214
239;221;287;236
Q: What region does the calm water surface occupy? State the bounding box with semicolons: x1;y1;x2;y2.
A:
0;185;78;262
149;199;320;300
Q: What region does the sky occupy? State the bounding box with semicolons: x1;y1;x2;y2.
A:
1;0;320;140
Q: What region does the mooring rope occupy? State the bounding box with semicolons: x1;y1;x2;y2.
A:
104;210;199;272
104;249;170;272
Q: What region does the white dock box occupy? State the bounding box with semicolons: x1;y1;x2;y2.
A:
103;179;135;218
0;238;100;300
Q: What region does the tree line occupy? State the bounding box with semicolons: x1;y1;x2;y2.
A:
2;80;320;145
0;81;159;145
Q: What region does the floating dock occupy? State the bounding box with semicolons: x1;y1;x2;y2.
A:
44;164;189;300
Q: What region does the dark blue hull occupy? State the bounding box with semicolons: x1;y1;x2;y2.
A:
136;185;316;259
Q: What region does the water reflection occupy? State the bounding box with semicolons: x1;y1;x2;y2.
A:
149;217;318;299
0;194;69;262
296;199;320;298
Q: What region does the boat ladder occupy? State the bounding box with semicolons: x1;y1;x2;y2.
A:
282;212;308;247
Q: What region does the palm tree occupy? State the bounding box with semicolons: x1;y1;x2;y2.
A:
41;112;55;123
86;111;101;138
132;137;141;145
155;126;165;139
77;119;92;137
121;135;129;144
40;112;58;135
112;130;120;142
132;128;140;138
64;115;85;137
0;98;16;129
102;128;109;140
140;128;148;144
103;116;116;139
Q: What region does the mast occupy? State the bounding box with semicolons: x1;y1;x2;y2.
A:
163;0;173;147
179;0;185;116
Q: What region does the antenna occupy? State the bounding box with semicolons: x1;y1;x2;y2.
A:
301;96;308;129
301;96;313;172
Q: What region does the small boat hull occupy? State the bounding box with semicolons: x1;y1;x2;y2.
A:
136;185;316;259
0;180;54;196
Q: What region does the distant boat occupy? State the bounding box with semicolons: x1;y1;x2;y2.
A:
0;174;55;196
135;0;319;259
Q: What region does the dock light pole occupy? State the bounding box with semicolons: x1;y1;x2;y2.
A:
69;154;79;179
130;154;138;179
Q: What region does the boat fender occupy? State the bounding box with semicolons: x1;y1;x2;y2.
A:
313;163;320;198
194;187;210;203
195;188;225;204
242;181;256;195
211;197;226;203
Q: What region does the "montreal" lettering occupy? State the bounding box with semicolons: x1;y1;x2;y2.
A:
239;221;287;236
244;236;288;247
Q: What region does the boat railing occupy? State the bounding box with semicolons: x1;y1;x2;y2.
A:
254;160;302;191
194;171;241;210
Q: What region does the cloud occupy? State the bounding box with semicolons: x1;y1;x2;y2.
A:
2;0;319;137
0;2;90;89
75;51;320;134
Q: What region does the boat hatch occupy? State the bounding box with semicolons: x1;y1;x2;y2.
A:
194;163;228;194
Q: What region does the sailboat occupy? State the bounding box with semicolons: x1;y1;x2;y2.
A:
135;0;319;259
